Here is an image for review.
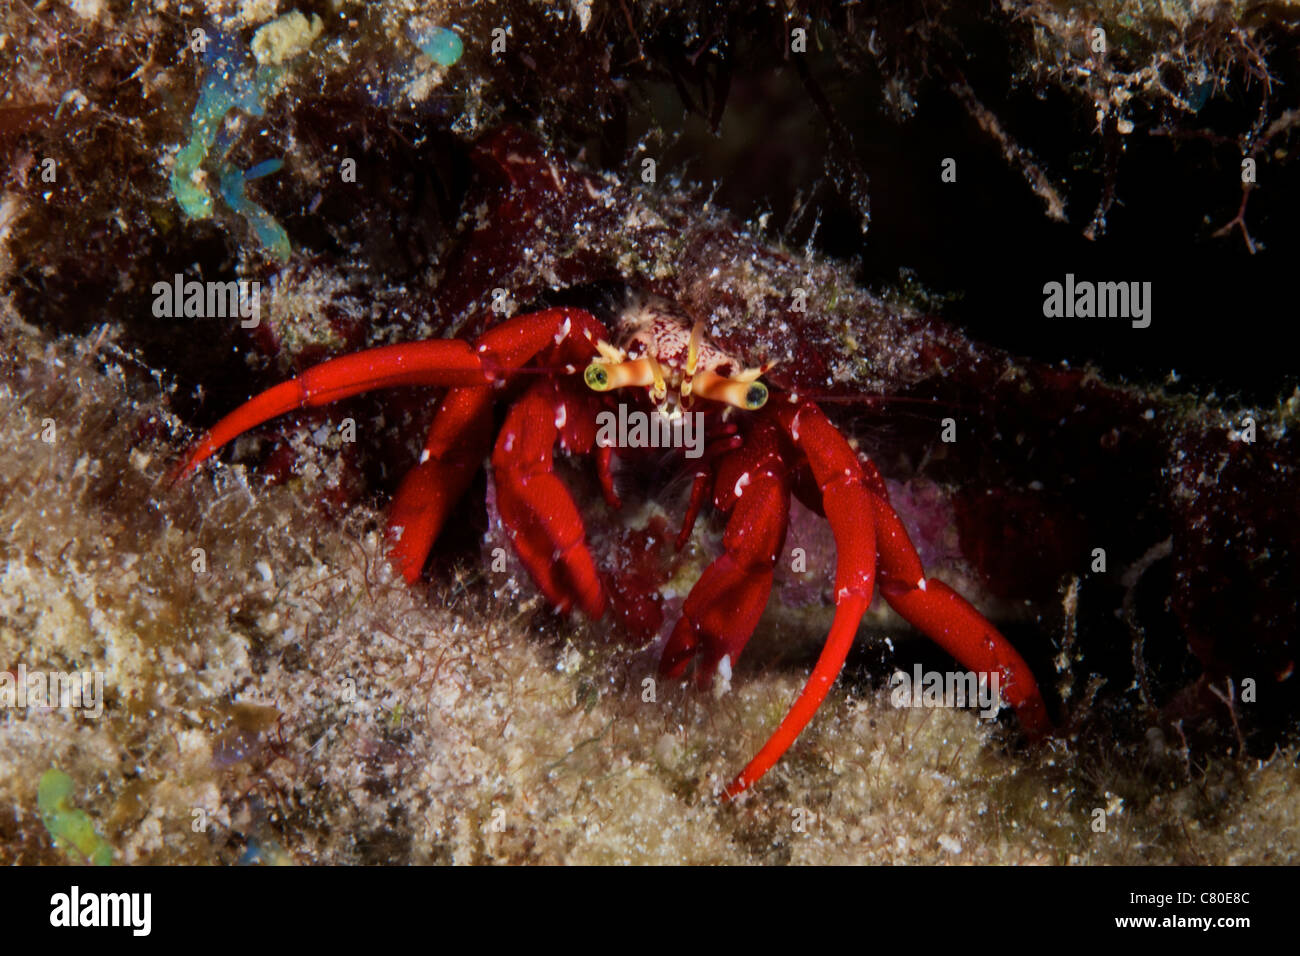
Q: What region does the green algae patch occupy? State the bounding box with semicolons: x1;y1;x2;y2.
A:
39;769;114;866
169;52;286;221
412;25;464;68
169;11;324;261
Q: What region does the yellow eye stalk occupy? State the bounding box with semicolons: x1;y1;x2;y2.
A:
584;322;769;411
584;357;656;392
694;371;768;410
583;360;768;410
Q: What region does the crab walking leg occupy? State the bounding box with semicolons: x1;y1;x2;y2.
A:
725;402;877;799
492;379;606;619
676;469;714;552
869;495;1051;736
386;310;611;582
172;307;608;480
386;387;495;583
171;340;484;480
674;428;743;551
594;443;620;509
660;420;791;682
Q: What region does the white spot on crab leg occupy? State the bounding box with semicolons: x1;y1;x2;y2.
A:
733;472;751;497
547;160;564;191
419;449;431;464
554;403;568;429
917;577;927;592
503;433;516;453
713;654;733;698
553;315;572;344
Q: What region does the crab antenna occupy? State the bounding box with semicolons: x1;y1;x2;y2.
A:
681;320;704;401
693;371;768;410
646;353;668;403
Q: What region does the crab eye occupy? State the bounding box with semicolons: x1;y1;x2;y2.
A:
744;382;768;410
584;363;612;391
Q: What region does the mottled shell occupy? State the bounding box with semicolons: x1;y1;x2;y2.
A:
614;297;747;387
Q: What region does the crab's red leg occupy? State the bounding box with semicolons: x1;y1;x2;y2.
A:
867;480;1051;737
171;340;486;480
386;309;611;582
386;387;495;583
473;306;610;371
595;444;621;509
675;471;714;552
661;419;790;682
724;402;877;799
172;307;608;481
492;378;606;619
674;427;743;551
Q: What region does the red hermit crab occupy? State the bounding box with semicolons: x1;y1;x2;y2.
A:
175;296;1050;797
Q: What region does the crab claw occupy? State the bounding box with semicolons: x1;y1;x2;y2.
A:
172;308;614;591
492;378;606;619
386;387;496;583
660;419;790;682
